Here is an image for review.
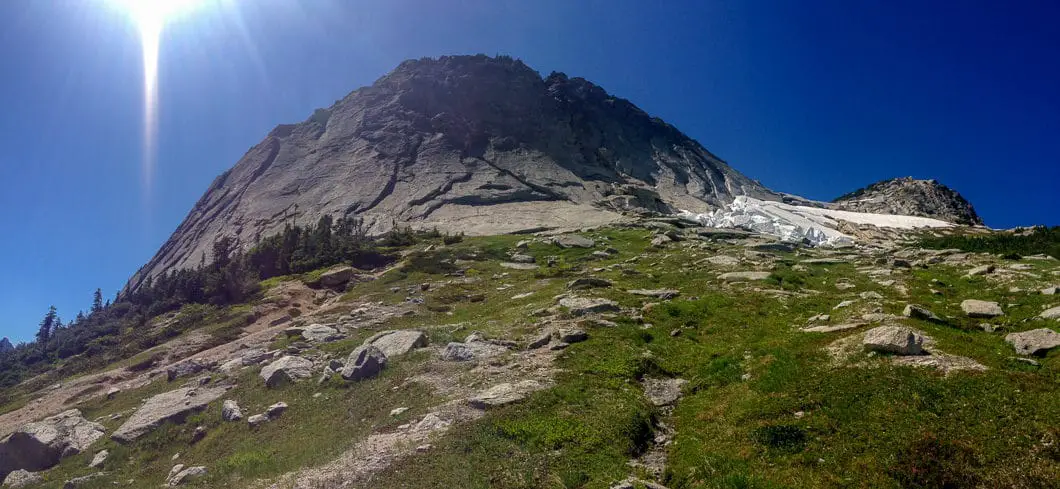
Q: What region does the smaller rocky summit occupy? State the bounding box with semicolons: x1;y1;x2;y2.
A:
863;326;925;355
0;337;13;353
832;177;983;225
1005;328;1060;356
960;300;1003;318
0;409;105;481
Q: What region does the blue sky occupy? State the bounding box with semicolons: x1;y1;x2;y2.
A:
1;0;1057;342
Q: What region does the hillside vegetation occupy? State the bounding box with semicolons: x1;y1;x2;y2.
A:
920;225;1060;260
1;223;1058;489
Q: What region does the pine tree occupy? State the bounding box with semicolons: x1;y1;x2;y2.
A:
92;288;104;313
36;306;58;350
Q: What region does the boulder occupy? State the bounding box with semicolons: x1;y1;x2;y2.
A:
557;328;588;343
247;415;268;429
566;278;613;290
552;235;595;249
265;402;288;419
650;234;672;247
626;289;680;300
340;345;387;381
1039;306;1060;320
863;326;925;355
62;472;105;488
166;359;210;382
499;262;537;270
441;342;475;361
260;356;314;388
2;470;41;488
364;330;428;357
88;450;108;469
527;331;552;350
221;400;243;422
111;386;227;443
300;324;342;342
964;264;996;277
240;349;270;366
1041;286;1059;295
468;380;544;409
1005;328;1060;356
557;297;620;316
317;266;354;287
902;304;942;322
719;271;772;282
642;378;689;407
0;410;105;480
509;254;535;264
166;465;206;486
960;300;1003;318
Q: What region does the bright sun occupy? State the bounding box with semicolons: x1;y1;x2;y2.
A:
109;0;206;192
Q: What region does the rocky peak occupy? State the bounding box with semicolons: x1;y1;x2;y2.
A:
832;177;982;225
127;55;777;290
0;337;12;353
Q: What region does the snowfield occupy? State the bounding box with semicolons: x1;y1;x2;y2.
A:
680;196;954;246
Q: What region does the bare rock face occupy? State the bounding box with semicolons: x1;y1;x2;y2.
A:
0;410;105;481
126;55;777;290
0;338;12;354
832;177;982;225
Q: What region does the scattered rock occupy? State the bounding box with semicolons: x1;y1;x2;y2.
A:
859;291;884;300
903;304;942;322
1039;306;1060;320
627;289;680;300
441;342;474;361
240;348;270;366
111;386;227;443
247;415;268;429
802;323;865;333
1041;286;1059;295
0;409;106;480
364;330;428;357
552;235;595;249
221;400;243;422
705;255;741;266
468;380;544;409
650;234;672;247
191;426;206;443
265;402;288;419
340;345;387;381
527;331;552;350
2;470;42;488
300;324;342;342
106;387;120;400
165;465;206;486
558;297;620;316
389;407;409;417
261;356;315;388
863;326;925;355
566;277;613;290
557;328;588;343
500;262;537;270
643;378;688;406
88;450;108;469
1005;328;1060;356
166;359;210;382
960;300;1003;318
62;472;105;489
833;300;856;310
719;271;772;281
964;264;996;277
316;266;354;287
509;254;535;264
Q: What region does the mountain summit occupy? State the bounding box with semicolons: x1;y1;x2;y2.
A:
832;177;983;226
130;55;777;287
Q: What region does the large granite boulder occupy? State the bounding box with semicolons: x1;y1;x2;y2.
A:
340;345;387;381
960;300;1003;318
111;386;227;443
0;410;104;481
1005;328;1060;356
863;326;926;355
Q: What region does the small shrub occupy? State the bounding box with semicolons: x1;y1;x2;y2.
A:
752;424;807;453
889;434;981;489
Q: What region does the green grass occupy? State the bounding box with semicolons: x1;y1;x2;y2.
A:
20;227;1060;489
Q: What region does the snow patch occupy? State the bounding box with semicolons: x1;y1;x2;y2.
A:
680;196;953;246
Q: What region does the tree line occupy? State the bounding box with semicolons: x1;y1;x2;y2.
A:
0;215;422;389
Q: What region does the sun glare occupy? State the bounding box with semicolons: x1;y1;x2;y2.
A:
109;0;205;195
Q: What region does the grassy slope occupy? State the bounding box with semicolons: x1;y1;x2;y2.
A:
20;229;1060;489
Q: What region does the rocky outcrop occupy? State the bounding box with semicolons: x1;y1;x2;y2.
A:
364;330;428;357
863;326;925;355
340;345;387;381
126;55;778;290
0;338;12;354
0;410;105;481
1006;328;1060;356
111;386;228;443
832;177;982;225
261;356;315;387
